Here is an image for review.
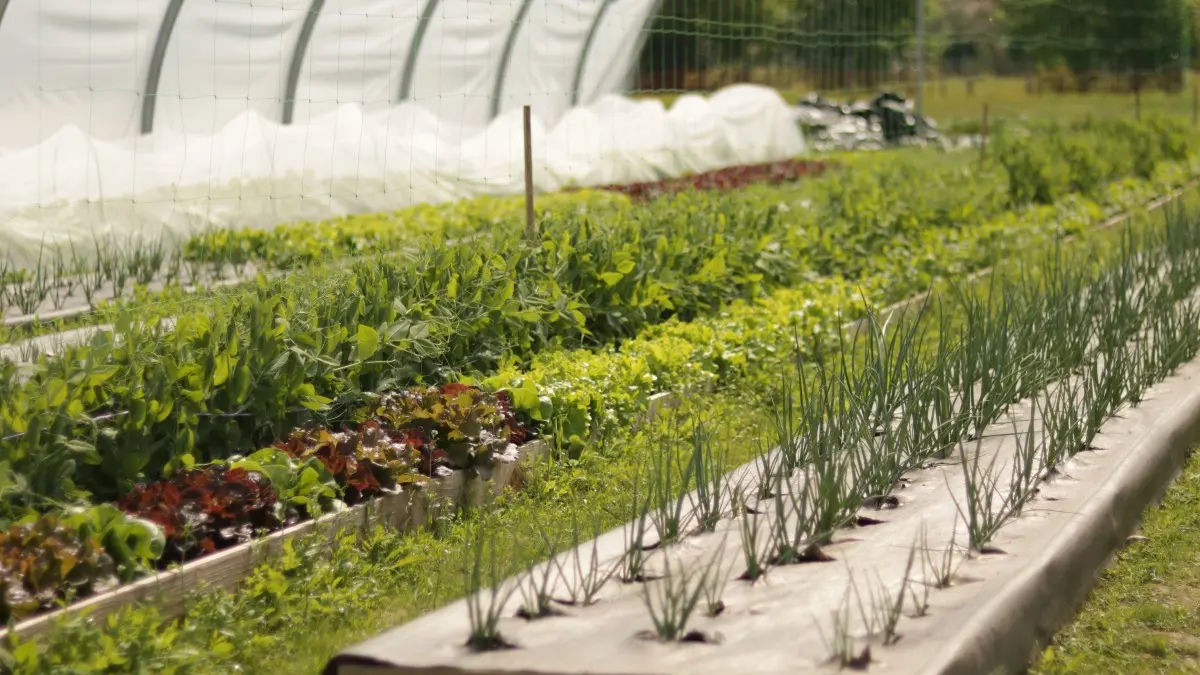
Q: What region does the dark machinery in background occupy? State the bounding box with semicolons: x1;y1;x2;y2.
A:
794;91;947;152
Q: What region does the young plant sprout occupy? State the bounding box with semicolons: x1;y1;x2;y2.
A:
817;577;872;670
640;551;721;643
768;468;816;565
618;475;657;583
464;527;519;651
919;516;963;591
737;489;774;582
688;421;729;532
550;510;616;608
701;539;730;617
1005;405;1046;512
949;433;1020;553
646;419;696;546
905;538;931;619
869;547;915;646
516;557;561;620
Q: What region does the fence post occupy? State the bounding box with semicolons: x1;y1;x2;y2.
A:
915;0;925;118
981;103;989;166
523;105;536;243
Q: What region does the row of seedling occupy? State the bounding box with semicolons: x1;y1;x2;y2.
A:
0;231;262;322
456;206;1200;665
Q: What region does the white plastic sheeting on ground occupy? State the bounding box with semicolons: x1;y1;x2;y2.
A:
0;0;805;266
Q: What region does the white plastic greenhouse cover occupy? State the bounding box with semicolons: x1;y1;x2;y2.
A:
0;0;805;265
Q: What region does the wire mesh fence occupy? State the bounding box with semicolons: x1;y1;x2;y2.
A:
634;0;1195;127
0;0;1193;265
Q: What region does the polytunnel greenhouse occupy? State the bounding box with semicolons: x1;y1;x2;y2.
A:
0;0;803;263
9;2;1200;674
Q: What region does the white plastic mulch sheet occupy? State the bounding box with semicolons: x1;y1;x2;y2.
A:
0;0;805;266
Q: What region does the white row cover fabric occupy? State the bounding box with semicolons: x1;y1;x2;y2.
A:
0;85;805;265
0;0;656;145
0;0;804;265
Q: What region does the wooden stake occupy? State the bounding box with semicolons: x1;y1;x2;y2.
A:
523;104;535;242
981;103;989;165
1193;81;1198;128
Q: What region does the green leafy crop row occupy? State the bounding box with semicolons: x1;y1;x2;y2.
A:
994;117;1193;206
1;121;1194;525
479;163;1196;454
9;156;1198;675
180;190;633;272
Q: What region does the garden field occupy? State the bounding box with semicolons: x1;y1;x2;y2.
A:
3;115;1200;674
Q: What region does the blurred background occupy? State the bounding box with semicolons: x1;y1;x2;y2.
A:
636;0;1192;129
0;0;1191;260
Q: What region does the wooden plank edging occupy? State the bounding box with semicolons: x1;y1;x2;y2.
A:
0;438;553;642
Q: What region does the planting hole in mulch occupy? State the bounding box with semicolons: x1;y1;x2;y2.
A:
515;606;566;621
621;573;663;584
635;629;723;644
771;543;836;565
737;569;768;582
681;630;722;644
844;646;872;670
861;494;901;510
465;635;518;652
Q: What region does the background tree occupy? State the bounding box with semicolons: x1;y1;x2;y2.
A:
635;0;1192;94
637;0;933;90
1000;0;1190;89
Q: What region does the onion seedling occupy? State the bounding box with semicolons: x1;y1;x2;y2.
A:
550;510;616;608
463;527;519;651
640;551;721;642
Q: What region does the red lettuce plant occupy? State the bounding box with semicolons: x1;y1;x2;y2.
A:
599;159;829;202
0;513;118;623
372;383;528;478
275;420;424;505
118;466;281;563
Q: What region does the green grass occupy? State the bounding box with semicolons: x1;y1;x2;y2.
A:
1032;450;1200;674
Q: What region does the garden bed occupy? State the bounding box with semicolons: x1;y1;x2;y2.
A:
0;383;551;637
0;436;553;643
2;175;1194;646
325;213;1200;674
4;119;1199;671
0;157;829;330
328;361;1200;675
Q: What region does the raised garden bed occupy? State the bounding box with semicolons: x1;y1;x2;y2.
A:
0;155;828;329
1;436;553;643
3;176;1195;648
324;210;1200;675
0;384;549;639
4;120;1200;671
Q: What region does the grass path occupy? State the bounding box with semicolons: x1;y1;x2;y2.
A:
1032;450;1200;674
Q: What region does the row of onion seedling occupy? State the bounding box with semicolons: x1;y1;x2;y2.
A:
451;205;1200;661
0;234;258;323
